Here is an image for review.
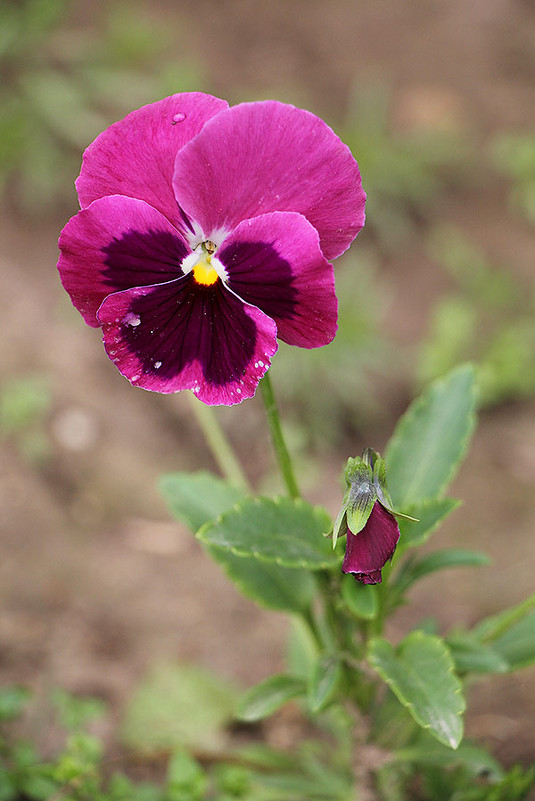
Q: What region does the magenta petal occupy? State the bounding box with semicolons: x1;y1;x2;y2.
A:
173;100;366;260
97;278;278;405
218;212;337;348
58;196;189;326
342;502;400;584
76;93;228;232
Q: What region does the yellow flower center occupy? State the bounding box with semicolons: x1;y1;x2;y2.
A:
193;256;219;286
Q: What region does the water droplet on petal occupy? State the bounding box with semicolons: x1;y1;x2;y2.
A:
131;374;140;383
154;360;162;369
172;112;186;124
124;312;141;327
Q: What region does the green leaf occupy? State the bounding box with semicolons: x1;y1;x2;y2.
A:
237;674;306;722
159;473;316;613
307;657;343;713
120;663;238;751
198;497;338;570
395;736;503;781
206;545;316;613
341;575;378;619
166;751;206;799
286;617;319;681
159;471;244;532
368;632;465;748
490;610;535;671
446;632;509;674
395;549;490;592
398;497;460;548
473;593;535;643
385;365;477;507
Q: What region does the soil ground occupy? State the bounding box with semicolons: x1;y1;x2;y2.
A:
2;0;535;779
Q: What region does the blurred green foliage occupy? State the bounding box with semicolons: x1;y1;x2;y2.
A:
342;85;474;250
0;0;204;215
491;132;535;225
417;226;535;405
0;374;52;462
272;247;389;449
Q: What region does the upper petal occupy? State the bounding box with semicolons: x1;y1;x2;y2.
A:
57;195;189;326
218;211;337;348
173;100;366;261
76;92;229;232
97;276;278;405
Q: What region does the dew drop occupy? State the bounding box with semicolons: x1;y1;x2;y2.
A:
124;312;141;327
131;374;140;382
172;112;186;124
154;360;162;369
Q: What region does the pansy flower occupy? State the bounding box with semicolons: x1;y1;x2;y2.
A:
332;449;416;585
58;92;365;405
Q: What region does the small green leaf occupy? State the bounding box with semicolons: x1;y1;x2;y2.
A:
166;750;206;799
446;632;509;674
473;593;535;643
385;365;477;507
395;736;503;781
395;549;490;592
237;675;306;722
198;497;338;570
368;632;465;748
308;657;343;713
341;575;378;619
398;497;460;548
159;471;244;532
490;610;535;671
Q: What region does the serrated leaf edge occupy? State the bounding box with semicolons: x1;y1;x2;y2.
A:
196;496;339;570
368;631;465;749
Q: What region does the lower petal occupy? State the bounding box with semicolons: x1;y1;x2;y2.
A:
97;276;278;405
219;212;337;348
58;196;189;326
342;502;400;582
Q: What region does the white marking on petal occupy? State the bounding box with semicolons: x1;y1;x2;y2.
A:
124;312;141;327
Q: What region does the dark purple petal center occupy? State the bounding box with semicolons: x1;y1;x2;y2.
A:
102;228;189;291
116;276;257;386
219;240;298;321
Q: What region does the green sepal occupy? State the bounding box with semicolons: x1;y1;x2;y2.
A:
345;461;376;535
331;502;348;549
372;456;419;522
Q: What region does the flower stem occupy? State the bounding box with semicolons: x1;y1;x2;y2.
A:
259;372;300;499
187;393;250;491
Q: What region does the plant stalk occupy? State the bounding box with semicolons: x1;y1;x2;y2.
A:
259;372;300;499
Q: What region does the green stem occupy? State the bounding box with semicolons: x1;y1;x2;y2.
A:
187;393;250;491
259;372;300;499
